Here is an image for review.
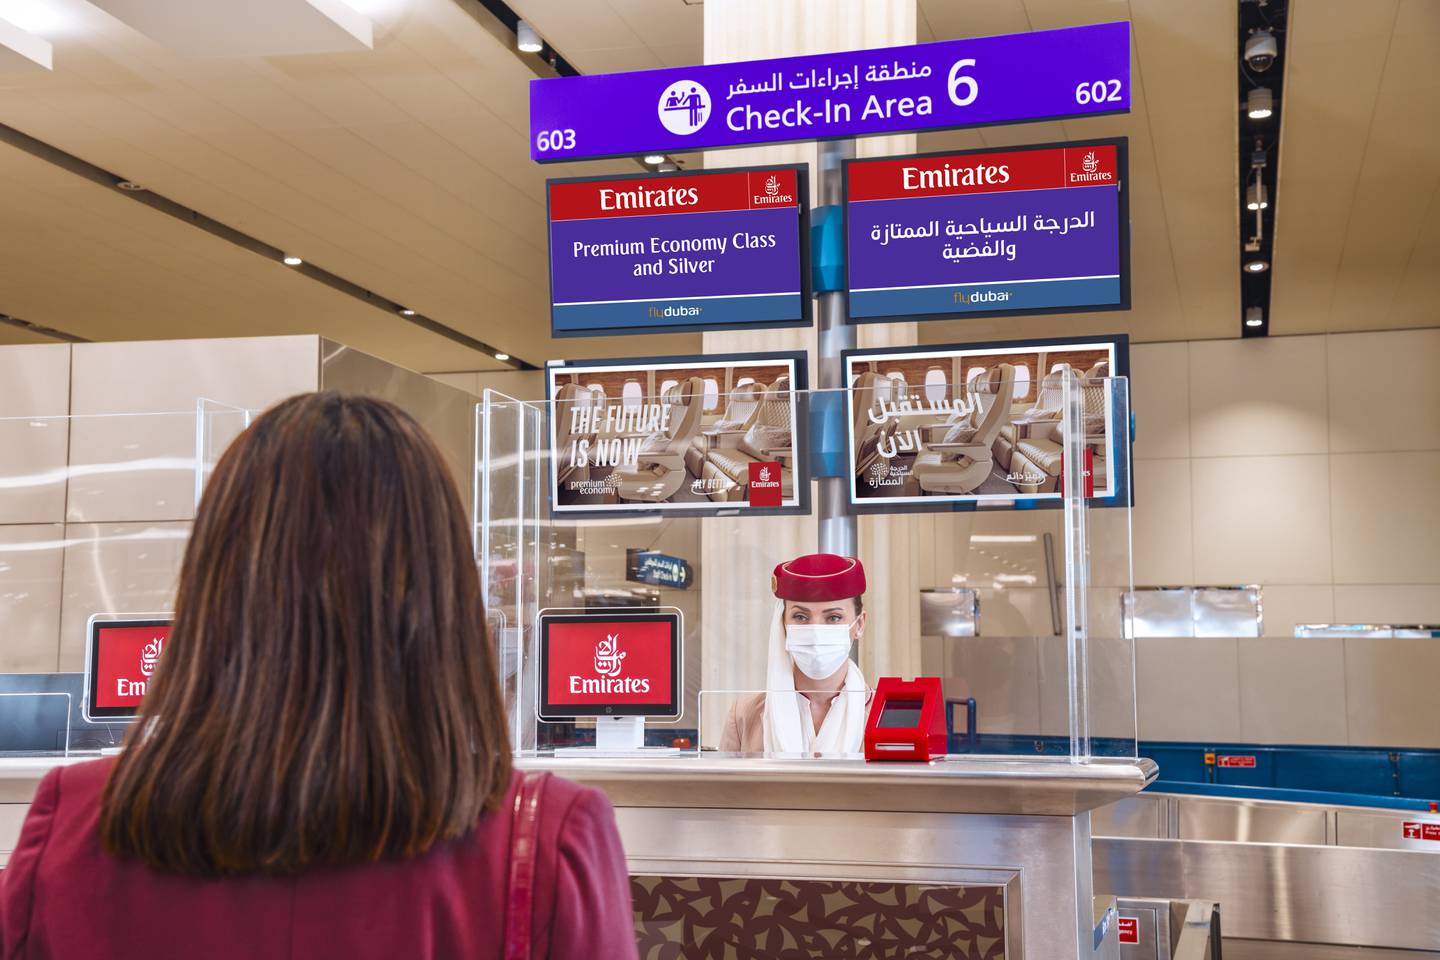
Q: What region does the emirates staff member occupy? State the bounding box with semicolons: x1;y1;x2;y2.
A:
720;554;870;755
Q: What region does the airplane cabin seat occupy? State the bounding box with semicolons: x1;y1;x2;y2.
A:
611;376;705;502
685;381;762;477
552;382;591;488
700;376;794;501
911;364;1016;495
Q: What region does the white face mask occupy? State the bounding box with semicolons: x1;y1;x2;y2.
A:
785;623;854;680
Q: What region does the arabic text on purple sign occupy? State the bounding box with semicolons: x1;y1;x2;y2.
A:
529;21;1130;162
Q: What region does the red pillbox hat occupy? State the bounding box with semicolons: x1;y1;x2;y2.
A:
771;554;866;601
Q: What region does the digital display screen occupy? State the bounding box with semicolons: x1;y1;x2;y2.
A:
877;699;924;728
844;334;1131;511
86;619;171;721
545;351;807;517
845;139;1129;323
539;613;680;719
547;165;810;338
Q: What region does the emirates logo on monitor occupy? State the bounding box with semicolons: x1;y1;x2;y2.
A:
570;633;651;695
594;634;627;677
139;636;163;677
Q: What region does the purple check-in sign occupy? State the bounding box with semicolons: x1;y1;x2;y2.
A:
530;22;1130;162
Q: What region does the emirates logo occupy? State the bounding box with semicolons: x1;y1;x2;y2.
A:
139;636;163;677
764;174;780;197
594;634;626;678
1082;150;1098;174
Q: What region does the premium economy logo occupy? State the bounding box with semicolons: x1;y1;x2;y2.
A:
569;633;651;695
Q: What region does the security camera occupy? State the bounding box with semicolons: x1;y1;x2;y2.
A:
1245;29;1278;72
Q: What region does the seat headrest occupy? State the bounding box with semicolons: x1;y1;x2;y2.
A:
680;376;703;404
733;382;762;402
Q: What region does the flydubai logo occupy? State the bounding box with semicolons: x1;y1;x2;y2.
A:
570;633;651;694
658;80;711;135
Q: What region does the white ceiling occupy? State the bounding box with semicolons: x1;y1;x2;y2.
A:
0;0;1435;371
1268;0;1440;336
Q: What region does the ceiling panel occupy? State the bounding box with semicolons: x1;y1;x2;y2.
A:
0;137;494;368
0;0;1431;379
1271;0;1440;335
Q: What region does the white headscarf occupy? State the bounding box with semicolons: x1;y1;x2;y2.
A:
761;600;869;755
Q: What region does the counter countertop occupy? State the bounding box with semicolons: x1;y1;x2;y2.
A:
518;753;1157;817
1;754;1158;816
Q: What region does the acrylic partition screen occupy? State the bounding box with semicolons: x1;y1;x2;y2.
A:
478;376;1136;760
0;401;251;756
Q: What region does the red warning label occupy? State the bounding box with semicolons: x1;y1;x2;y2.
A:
1117;917;1139;944
1216;755;1256;768
1402;821;1440;842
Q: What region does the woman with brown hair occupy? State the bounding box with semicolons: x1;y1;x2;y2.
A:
0;393;639;960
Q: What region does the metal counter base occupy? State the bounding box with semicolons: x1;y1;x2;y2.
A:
521;754;1157;960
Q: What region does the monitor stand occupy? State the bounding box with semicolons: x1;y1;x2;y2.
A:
554;716;681;757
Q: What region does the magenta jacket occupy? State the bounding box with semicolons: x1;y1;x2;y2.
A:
1;759;639;960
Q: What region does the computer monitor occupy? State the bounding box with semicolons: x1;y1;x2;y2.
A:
538;611;680;720
83;616;172;722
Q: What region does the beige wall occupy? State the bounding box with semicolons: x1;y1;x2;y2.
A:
0;336;480;675
430;370;545;402
1125;328;1440;748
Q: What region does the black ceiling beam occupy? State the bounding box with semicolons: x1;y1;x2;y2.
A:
1238;0;1288;338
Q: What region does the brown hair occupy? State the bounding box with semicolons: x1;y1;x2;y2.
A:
101;392;512;877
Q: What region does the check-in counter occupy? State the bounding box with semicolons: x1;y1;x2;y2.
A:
2;754;1154;960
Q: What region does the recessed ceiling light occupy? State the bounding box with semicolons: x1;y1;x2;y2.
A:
1245;306;1264;327
115;180;144;192
1246;87;1274;120
495;353;510;362
1244;259;1269;273
516;20;542;53
643;154;666;165
399;307;415;316
282;255;303;266
1246;182;1268;211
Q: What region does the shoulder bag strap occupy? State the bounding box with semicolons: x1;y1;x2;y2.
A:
504;770;551;960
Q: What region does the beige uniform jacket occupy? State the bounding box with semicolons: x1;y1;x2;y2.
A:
717;690;875;753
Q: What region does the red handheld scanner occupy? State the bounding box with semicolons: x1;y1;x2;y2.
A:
864;677;947;762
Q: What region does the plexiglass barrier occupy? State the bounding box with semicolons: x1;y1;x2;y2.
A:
478;375;1136;761
0;401;249;755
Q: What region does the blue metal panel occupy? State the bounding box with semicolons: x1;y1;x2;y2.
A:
1397;752;1440;803
809;204;844;293
807;390;847;478
1212;746;1274;787
1273;747;1395;797
1139;742;1211;784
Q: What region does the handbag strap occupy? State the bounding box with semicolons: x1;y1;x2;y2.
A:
504;771;550;960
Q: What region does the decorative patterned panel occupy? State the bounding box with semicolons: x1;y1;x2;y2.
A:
632;874;1006;959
